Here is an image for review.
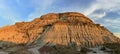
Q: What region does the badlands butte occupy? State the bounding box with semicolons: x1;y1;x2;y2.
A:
0;12;120;48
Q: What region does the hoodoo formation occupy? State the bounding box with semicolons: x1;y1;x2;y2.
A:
0;12;120;47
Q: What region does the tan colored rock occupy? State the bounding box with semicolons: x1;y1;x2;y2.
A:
0;12;119;47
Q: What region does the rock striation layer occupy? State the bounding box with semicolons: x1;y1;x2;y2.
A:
0;12;120;47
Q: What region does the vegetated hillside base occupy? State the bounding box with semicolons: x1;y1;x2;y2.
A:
0;12;120;48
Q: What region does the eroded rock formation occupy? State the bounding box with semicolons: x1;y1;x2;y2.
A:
0;12;119;47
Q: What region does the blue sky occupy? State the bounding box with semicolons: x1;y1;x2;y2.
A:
0;0;120;37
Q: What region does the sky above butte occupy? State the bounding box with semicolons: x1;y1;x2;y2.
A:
0;0;120;37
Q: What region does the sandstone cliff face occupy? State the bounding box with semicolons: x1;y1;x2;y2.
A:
0;12;119;47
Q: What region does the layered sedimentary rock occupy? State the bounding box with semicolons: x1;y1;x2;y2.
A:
0;12;119;47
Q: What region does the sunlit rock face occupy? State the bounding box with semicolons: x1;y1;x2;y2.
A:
0;12;120;47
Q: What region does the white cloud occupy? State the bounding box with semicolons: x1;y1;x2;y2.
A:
95;12;106;18
83;0;120;18
0;0;20;24
82;0;120;36
27;0;55;21
97;18;120;37
90;12;106;20
83;4;100;16
104;18;120;24
103;18;120;29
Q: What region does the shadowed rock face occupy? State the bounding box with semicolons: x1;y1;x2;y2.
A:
0;12;120;47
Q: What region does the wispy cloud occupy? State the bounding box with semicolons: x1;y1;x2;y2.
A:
103;18;120;29
83;0;120;18
27;0;55;21
83;4;100;16
0;0;20;23
0;0;120;37
82;0;120;37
